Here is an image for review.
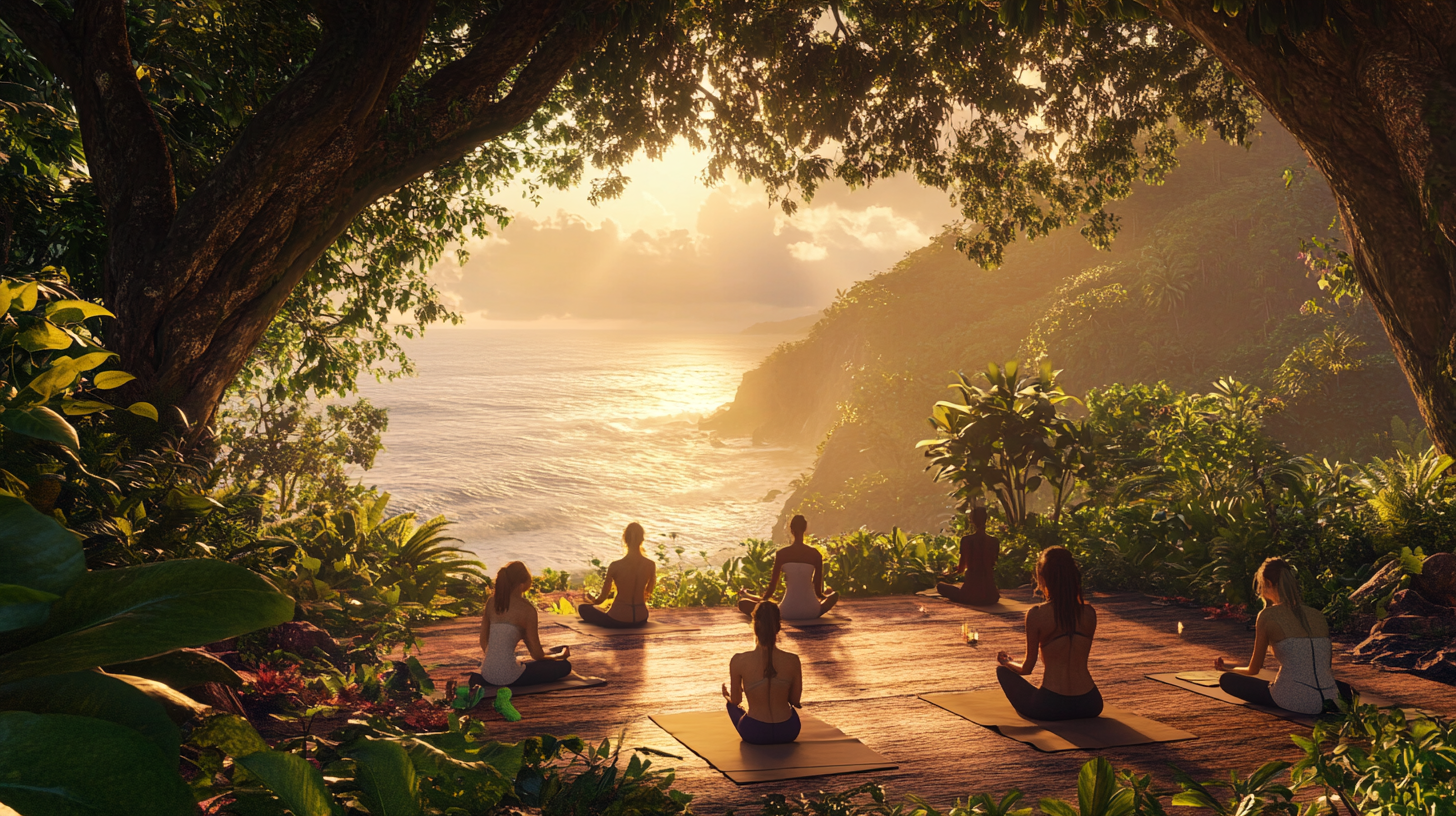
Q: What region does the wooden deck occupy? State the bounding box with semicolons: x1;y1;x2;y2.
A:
408;592;1456;813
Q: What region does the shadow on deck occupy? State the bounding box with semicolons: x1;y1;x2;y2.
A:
408;591;1456;812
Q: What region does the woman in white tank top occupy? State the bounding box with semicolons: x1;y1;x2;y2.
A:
1214;557;1352;715
737;514;838;620
472;561;573;688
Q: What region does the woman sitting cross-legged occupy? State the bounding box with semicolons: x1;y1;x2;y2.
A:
577;522;657;628
722;600;803;744
471;561;572;689
1214;557;1353;715
937;506;1000;605
995;546;1104;720
737;514;837;620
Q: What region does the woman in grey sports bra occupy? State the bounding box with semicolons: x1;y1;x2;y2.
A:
1215;557;1353;715
578;522;657;628
472;561;572;689
994;546;1103;720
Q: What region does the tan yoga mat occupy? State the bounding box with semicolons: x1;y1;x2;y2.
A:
474;672;607;697
782;613;853;629
1148;672;1433;727
545;614;700;637
650;709;897;784
915;587;1038;614
920;689;1195;752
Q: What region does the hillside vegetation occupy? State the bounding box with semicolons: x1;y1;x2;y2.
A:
703;124;1418;538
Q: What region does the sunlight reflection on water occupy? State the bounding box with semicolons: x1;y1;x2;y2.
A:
353;330;810;576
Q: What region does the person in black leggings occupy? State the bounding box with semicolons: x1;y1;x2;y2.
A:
578;523;656;629
994;546;1104;720
722;601;803;744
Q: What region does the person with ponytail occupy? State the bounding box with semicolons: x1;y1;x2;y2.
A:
994;546;1103;720
1214;557;1353;714
721;600;803;744
737;514;838;620
473;561;573;688
578;522;656;629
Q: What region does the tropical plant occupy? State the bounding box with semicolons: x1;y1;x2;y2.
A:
0;493;294;816
920;361;1085;527
1138;234;1196;333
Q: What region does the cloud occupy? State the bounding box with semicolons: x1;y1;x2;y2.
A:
436;174;959;327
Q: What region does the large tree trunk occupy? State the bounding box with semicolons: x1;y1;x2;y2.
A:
0;0;618;429
1156;1;1456;453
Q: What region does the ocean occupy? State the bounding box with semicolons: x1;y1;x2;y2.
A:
352;330;809;578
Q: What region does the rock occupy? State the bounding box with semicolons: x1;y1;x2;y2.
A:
1415;552;1456;607
1350;561;1404;607
1371;648;1424;671
1415;650;1456;685
265;621;345;667
1372;615;1437;636
1386;588;1451;619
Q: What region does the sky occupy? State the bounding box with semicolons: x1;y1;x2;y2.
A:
431;141;963;331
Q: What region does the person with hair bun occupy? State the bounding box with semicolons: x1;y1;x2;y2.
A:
578;522;657;628
937;506;1000;605
1214;557;1353;714
737;514;838;620
994;546;1103;720
722;600;803;744
473;561;572;688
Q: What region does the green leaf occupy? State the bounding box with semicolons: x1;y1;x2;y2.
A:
17;320;73;351
0;583;59;633
128;401;160;421
26;360;81;400
93;370;136;390
400;738;513;812
1040;798;1080;816
14;281;38;312
61;398;116;416
236;750;338;816
0;493;85;597
404;656;435;694
44;299;114;323
188;712;270;758
0;405;79;449
344;738;421;816
62;351;116;372
0;711;195;816
106;648;244;690
0;671;181;761
0;559;294;685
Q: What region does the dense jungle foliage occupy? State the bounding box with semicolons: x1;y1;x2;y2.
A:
708;128;1419;540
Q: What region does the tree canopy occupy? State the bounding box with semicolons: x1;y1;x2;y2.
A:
2;0;1452;447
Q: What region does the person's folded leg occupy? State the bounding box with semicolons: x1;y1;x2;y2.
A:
1219;671;1277;707
578;603;648;628
937;581;963;601
513;658;572;686
997;665;1039;714
726;703;800;744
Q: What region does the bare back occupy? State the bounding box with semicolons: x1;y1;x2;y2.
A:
602;553;656;623
728;648;802;724
1026;602;1097;696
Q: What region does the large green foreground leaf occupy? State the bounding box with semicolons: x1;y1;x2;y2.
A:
344;739;421;816
237;750;338;816
0;494;84;596
0;671;180;761
106;647;244;690
0;559;293;684
0;711;194;816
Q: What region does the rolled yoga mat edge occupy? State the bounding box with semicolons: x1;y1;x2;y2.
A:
919;689;1196;752
782;613;853;628
650;709;898;784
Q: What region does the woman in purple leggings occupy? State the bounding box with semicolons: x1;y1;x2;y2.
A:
721;600;803;744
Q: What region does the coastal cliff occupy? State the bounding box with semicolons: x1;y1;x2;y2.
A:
706;123;1421;541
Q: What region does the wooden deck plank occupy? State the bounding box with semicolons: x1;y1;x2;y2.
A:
408;592;1456;812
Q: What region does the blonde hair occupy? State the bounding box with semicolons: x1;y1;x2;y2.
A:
1255;557;1309;631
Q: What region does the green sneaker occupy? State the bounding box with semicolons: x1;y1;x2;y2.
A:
493;687;521;722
